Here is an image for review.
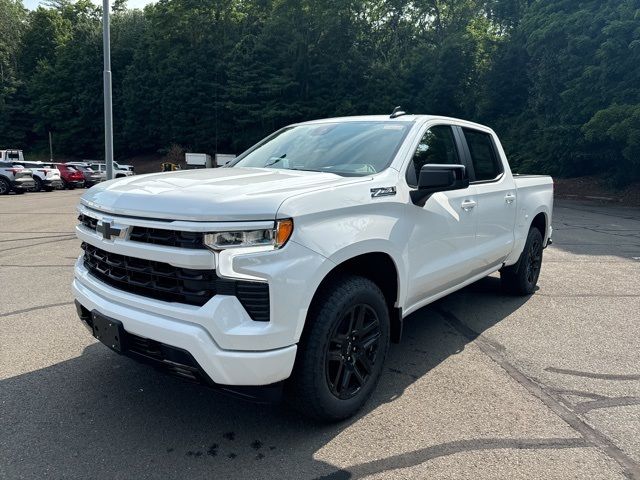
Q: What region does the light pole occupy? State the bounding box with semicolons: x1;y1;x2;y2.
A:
102;0;114;180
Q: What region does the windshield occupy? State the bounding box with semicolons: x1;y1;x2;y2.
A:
232;121;412;176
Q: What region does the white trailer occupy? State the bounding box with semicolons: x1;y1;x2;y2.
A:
185;153;212;169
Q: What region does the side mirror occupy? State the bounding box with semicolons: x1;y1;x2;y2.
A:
410;164;469;205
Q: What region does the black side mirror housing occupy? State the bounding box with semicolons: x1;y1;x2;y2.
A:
410;164;469;205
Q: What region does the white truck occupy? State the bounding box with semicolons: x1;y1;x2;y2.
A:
73;114;553;420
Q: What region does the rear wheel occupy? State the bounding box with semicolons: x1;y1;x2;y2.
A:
0;178;10;195
501;227;544;295
287;275;390;421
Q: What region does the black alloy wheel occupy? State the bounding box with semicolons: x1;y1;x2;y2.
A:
325;303;382;400
525;234;543;287
501;227;544;295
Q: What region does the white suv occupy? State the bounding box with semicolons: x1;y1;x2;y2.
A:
0;161;35;194
20;161;63;191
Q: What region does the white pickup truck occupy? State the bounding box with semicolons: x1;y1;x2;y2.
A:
73;114;553;420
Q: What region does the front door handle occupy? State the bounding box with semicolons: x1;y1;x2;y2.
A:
461;199;477;211
505;193;516;204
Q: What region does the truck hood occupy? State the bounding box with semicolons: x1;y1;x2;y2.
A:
81;167;370;221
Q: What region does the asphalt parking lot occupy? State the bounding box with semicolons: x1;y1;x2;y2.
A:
1;190;639;480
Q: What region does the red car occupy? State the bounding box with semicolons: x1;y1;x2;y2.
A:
56;163;85;189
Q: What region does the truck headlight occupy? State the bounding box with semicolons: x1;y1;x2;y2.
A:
204;219;293;250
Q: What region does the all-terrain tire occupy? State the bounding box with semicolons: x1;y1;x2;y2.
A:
501;227;544;296
287;275;390;422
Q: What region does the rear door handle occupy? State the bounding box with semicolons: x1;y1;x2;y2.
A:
461;200;477;211
505;193;516;204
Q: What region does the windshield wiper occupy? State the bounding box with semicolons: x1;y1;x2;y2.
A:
264;153;286;168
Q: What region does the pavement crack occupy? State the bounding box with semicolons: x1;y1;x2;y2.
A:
0;234;75;243
435;306;640;480
546;367;640;381
574;397;640;414
1;301;74;318
314;437;588;480
551;388;608;401
0;236;77;253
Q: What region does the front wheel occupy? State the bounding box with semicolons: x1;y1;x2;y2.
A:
501;227;544;295
287;275;390;422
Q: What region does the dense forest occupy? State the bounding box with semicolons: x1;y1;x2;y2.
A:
0;0;639;184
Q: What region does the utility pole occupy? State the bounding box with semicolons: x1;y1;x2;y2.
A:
48;131;53;162
102;0;114;180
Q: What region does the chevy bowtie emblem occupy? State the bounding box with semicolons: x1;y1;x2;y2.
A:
96;220;122;240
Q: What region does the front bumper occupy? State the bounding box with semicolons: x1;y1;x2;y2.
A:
73;260;297;386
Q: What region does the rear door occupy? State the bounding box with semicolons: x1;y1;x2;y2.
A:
457;127;517;268
404;124;479;308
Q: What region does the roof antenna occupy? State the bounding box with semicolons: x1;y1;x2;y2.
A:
390;106;406;119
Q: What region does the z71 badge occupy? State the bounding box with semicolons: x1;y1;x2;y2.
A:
370;186;397;198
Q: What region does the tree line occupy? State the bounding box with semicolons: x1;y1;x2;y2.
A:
0;0;639;184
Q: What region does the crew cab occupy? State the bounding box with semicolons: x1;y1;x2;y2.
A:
73;114;553;421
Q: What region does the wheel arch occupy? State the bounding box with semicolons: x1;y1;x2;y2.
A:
531;211;548;238
305;251;404;344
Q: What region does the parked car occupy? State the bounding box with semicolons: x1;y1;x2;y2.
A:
19;161;63;191
65;163;104;187
0;161;35;194
73;113;553;421
87;162;135;179
55;163;85;189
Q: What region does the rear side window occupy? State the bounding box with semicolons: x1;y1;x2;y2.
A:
407;125;460;186
462;129;502;181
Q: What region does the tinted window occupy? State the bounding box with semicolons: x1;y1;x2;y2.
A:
407;125;460;186
462;129;501;181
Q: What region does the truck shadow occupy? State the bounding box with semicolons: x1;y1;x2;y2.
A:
1;277;537;479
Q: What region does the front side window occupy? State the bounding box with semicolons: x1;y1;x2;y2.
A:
462;128;501;181
406;125;460;186
232;121;412;176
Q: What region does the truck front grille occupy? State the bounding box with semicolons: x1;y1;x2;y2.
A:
79;214;98;231
82;242;270;320
78;214;205;249
129;226;205;249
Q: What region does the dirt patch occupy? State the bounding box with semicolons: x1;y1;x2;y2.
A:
553;176;640;206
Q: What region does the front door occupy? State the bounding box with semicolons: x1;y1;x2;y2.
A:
404;124;479;310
